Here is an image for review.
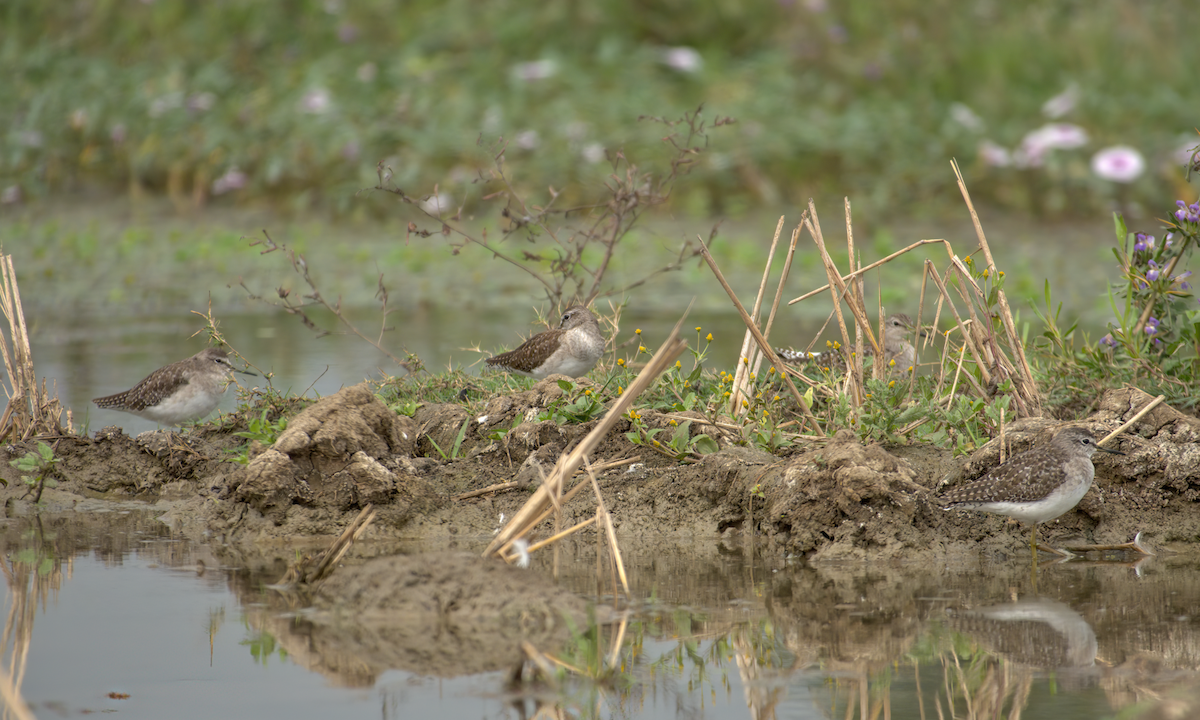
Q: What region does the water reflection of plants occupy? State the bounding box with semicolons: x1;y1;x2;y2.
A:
1;518;65;719
530;613;786;719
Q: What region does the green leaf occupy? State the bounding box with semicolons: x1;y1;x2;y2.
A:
692;435;719;455
1113;211;1129;246
556;379;574;392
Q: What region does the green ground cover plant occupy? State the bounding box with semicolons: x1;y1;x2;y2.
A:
3;1;1194;219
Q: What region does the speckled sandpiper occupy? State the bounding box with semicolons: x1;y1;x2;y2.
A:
93;347;256;426
938;426;1123;552
486;305;604;379
779;313;920;371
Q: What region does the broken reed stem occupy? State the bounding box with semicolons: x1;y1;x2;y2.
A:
924;261;992;396
525;516;598;553
484;317;689;560
751;220;806;385
951;159;1041;416
453;456;640;500
699;240;825;437
788;239;947;305
0;254;71;442
305;504;377;586
805;205;866;407
585;456;629;595
1101;395;1165;447
732;216;785;416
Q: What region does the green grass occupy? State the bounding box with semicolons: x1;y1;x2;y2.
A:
2;0;1196;218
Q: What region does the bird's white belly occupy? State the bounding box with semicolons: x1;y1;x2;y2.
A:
137;386;224;424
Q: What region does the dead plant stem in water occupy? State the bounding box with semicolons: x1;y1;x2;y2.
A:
484;312;692;596
0;253;73;441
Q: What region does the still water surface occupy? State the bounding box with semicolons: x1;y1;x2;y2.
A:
2;511;1196;719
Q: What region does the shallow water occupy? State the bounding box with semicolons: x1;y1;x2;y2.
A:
3;511;1197;719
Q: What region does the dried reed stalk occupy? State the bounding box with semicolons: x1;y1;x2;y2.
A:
698;241;825;436
730;216;785;415
0;254;72;442
483;317;690;572
748;218;806;389
274;504;377;589
951;160;1041;416
787;239;946;305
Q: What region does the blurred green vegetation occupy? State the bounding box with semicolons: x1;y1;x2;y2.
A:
3;0;1195;217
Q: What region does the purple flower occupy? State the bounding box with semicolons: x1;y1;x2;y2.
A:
1134;233;1148;252
1015;123;1089;168
1146;260;1160;282
1166;233;1175;249
1174;271;1192;291
661;47;703;73
1091;145;1145;183
1145;325;1158;336
211;167;247;195
1100;334;1117;348
1042;84;1080;119
512;59;558;82
978;140;1011;167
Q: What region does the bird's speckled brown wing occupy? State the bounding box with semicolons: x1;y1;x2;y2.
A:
487;328;566;373
940;446;1070;505
93;366;191;412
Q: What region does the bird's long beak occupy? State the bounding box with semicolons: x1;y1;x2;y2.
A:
1097;443;1124;455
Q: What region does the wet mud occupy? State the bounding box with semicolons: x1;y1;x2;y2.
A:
4;381;1200;563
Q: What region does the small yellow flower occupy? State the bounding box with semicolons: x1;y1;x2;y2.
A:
907;365;915;373
889;358;896;367
584;389;592;395
706;333;713;342
773;395;780;402
998;270;1005;277
832;341;841;350
742;400;749;408
638;345;647;353
635;328;642;335
743;357;749;365
865;393;872;398
724;391;731;397
825;340;832;348
652;439;660;446
695;326;702;332
749;373;756;380
618;385;624;395
628;409;639;419
617;358;625;366
982;268;990;278
683;380;689;387
669;419;677;426
675;360;682;369
888;380;895;388
769;367;775;374
719;370;726;377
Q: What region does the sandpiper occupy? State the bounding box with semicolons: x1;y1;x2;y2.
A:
486;305;605;379
778;313;919;371
938;426;1123;552
93;347;256;426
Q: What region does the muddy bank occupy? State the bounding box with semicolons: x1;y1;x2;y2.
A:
4;380;1200;559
